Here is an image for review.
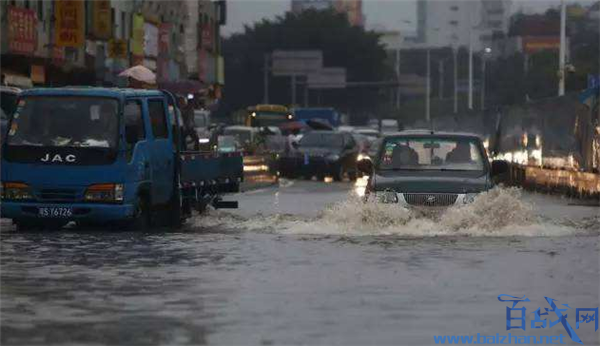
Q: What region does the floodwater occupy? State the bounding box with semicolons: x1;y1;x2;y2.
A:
1;180;599;345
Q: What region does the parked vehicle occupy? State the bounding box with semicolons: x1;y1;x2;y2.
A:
281;131;359;181
358;131;508;207
1;88;243;230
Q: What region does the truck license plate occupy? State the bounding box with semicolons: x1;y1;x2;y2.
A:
38;207;73;218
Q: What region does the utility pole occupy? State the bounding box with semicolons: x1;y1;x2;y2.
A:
263;53;270;103
481;58;486;111
558;0;566;96
395;45;401;109
291;74;297;105
426;48;431;123
438;60;444;100
453;47;458;114
468;22;474;110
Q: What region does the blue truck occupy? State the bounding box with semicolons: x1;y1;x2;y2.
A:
1;87;243;230
292;108;341;128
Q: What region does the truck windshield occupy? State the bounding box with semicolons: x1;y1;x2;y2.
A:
7;96;119;149
379;137;485;171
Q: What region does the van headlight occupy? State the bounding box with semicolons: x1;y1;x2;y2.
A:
84;183;124;203
376;190;398;204
1;182;35;200
462;193;477;204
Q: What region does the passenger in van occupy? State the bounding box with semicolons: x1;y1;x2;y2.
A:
446;142;473;164
391;144;419;168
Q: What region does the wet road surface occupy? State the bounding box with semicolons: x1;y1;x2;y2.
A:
1;180;599;345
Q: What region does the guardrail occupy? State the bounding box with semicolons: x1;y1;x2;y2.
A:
507;164;600;200
241;154;279;191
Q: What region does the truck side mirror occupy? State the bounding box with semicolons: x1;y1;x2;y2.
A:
491;160;509;177
125;125;139;145
357;158;373;174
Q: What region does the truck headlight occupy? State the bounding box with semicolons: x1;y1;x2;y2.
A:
326;154;340;162
462;193;477;204
84;183;124;203
1;182;34;200
376;190;398;204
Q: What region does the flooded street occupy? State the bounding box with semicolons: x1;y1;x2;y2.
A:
1;181;599;346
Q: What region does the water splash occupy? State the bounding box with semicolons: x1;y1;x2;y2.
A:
195;187;593;237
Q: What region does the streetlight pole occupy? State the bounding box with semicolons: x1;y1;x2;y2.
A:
395;44;401;109
438;60;444;100
558;0;566;96
481;58;486;111
426;48;431;123
263;53;270;103
453;46;458;114
468;22;474;110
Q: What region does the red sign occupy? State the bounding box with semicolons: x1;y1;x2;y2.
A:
7;6;37;55
200;24;214;51
522;36;560;54
159;23;171;55
198;49;208;82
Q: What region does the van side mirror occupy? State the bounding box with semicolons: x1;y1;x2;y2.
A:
357;158;373;174
491;160;509;177
125;125;139;145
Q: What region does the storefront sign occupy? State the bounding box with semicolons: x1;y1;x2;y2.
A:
55;0;85;47
30;65;45;84
522;36;560;54
200;24;214;51
92;0;112;40
144;23;158;58
131;14;145;56
108;39;128;59
198;49;208;82
159;23;171;55
7;6;37;55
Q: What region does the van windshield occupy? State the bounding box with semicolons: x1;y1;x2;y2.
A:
379;136;485;171
7;96;120;149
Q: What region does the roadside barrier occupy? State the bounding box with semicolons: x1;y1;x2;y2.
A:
241;154;279;191
507;163;600;200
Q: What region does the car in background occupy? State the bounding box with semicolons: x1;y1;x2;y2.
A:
282;131;359;181
358;131;508;207
1;86;21;143
353;127;380;139
223;126;259;153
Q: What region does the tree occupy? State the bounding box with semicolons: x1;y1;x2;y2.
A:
222;9;390;116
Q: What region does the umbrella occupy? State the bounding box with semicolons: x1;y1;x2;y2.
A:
279;121;308;132
306;119;334;131
118;65;156;84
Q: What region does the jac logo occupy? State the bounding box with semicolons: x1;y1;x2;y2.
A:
41;154;76;163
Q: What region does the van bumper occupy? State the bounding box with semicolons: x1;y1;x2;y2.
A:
0;201;136;224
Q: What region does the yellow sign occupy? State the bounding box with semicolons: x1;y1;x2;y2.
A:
55;0;85;47
131;14;144;56
108;39;128;59
92;0;112;40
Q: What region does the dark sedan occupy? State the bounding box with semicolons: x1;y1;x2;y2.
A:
281;131;359;181
358;131;508;207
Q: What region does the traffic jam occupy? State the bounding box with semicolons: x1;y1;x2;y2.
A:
1;0;599;345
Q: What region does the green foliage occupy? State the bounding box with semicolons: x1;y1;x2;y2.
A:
223;9;389;114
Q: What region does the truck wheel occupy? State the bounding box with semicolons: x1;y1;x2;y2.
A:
332;165;344;182
127;197;150;231
169;174;184;228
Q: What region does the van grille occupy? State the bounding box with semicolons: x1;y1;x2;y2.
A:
403;193;458;207
37;189;79;202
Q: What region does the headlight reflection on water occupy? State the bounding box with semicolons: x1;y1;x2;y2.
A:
354;176;369;197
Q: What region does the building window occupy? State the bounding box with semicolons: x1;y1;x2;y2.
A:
180;24;184;34
37;0;44;21
450;5;459;11
24;0;30;9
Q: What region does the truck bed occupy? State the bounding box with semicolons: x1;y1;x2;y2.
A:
179;151;243;188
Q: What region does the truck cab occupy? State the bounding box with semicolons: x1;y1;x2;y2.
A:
1;88;242;230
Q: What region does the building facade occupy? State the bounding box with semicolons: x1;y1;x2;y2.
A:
0;0;225;100
416;0;511;50
291;0;364;27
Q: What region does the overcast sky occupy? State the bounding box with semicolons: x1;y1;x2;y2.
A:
222;0;597;37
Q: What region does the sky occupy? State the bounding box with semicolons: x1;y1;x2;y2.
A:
222;0;597;37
